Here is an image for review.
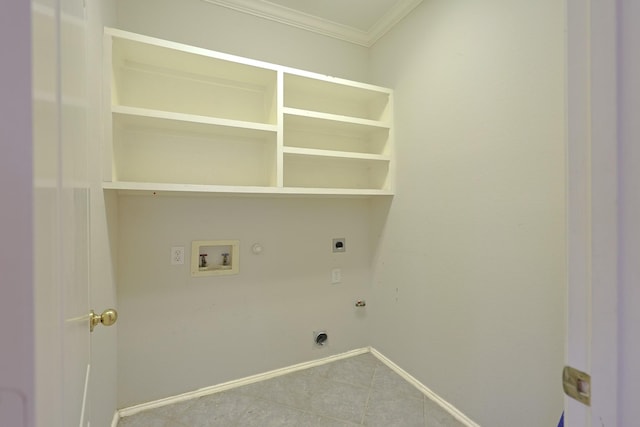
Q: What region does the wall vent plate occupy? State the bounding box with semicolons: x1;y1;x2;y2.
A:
191;240;239;277
332;238;346;253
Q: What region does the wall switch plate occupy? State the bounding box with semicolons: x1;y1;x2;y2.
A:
331;268;342;284
171;246;185;265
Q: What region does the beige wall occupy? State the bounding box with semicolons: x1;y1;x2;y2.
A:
369;1;566;425
116;196;374;406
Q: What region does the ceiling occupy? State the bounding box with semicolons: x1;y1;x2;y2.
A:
201;0;424;47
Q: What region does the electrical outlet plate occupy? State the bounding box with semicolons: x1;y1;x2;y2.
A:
171;246;185;265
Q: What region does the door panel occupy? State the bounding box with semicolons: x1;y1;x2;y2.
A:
61;0;90;421
61;0;91;425
33;0;64;425
32;0;91;426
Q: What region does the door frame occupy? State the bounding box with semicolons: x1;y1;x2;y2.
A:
0;0;35;426
565;0;618;424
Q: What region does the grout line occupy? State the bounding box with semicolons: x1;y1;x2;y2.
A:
359;362;378;425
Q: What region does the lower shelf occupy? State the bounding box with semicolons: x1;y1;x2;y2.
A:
283;153;390;191
103;181;394;197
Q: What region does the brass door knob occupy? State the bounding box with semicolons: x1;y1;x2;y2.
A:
90;309;118;332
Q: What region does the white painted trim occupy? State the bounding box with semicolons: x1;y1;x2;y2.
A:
370;348;481;427
117;348;369;417
110;411;119;427
200;0;423;47
117;347;479;426
565;0;618;424
202;0;368;46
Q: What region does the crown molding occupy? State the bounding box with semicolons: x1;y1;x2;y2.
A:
201;0;423;47
368;0;423;45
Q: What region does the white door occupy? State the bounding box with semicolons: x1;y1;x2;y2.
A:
32;0;92;425
565;0;618;425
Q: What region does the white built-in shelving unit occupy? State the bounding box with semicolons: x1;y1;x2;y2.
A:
102;28;394;197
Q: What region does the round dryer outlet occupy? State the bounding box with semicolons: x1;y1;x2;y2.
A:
313;330;328;346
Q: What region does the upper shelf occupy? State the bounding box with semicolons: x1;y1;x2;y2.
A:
109;28;278;125
113;105;278;136
283;107;390;130
284;72;392;123
103;28;395;197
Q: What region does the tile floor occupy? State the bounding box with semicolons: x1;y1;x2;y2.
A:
117;353;465;427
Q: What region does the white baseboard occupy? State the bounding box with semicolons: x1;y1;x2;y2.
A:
117;346;480;427
369;348;481;427
118;347;369;418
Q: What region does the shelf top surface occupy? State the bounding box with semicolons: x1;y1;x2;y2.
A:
103;181;393;197
112;105;278;135
283;107;390;129
105;27;393;94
